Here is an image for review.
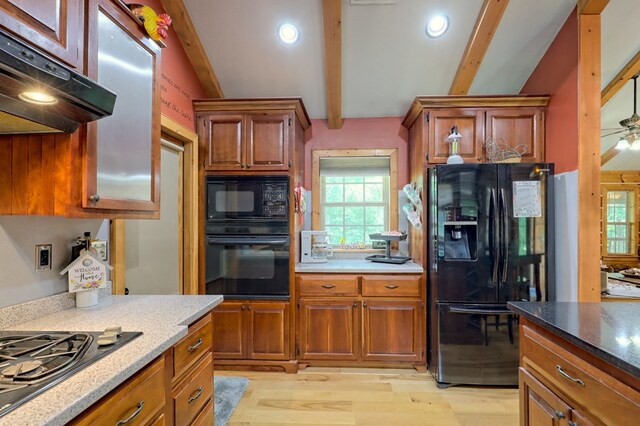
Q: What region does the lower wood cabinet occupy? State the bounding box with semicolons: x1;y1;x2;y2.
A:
519;318;640;426
71;312;215;426
72;356;166;426
296;273;424;366
213;301;290;361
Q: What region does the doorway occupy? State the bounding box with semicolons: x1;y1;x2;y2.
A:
110;115;199;295
125;139;183;294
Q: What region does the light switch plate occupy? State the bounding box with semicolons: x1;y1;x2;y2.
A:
36;244;52;271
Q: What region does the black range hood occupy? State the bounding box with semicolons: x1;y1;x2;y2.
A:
0;28;116;135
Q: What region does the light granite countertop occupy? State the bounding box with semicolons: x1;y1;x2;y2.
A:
295;259;424;273
0;295;223;426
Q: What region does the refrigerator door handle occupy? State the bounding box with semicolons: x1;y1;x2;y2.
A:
449;306;512;315
500;188;509;283
490;188;499;283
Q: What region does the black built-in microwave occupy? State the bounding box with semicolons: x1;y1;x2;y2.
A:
206;175;289;222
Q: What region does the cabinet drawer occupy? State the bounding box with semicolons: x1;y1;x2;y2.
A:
522;325;640;425
192;398;214;426
361;275;421;297
173;353;214;426
73;357;165;426
298;275;359;296
174;314;213;380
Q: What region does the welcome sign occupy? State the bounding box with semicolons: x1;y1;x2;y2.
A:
60;252;112;293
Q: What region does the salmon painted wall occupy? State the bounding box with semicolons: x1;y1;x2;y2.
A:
304;118;409;188
520;10;578;174
145;0;207;131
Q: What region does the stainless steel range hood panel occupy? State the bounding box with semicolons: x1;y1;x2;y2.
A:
0;28;116;135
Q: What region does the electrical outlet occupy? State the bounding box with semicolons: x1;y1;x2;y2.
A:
36;244;52;271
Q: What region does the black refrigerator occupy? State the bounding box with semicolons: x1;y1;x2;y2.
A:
427;163;554;387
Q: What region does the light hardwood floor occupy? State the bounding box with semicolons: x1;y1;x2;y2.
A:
217;367;519;425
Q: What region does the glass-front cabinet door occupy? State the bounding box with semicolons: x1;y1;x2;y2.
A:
83;0;160;212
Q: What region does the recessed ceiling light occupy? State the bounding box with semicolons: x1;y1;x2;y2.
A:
278;23;299;44
18;91;58;105
426;15;449;38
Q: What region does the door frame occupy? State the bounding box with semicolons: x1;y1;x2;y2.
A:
110;115;200;295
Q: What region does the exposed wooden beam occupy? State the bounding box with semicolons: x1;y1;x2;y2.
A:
160;0;224;98
449;0;509;95
601;49;640;106
577;14;602;302
322;0;342;129
599;49;640;165
578;0;610;15
600;145;619;166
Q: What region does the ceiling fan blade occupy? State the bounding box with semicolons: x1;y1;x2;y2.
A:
601;127;625;131
601;129;627;137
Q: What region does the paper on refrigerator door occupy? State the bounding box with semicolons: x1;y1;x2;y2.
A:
512;181;542;217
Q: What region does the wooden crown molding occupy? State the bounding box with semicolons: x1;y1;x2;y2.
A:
193;97;311;130
401;95;549;129
322;0;343;129
159;0;224;98
578;0;610;15
448;0;510;95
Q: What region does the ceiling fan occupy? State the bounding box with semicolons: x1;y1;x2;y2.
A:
602;74;640;151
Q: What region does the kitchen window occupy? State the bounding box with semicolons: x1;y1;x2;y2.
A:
312;149;398;248
601;185;638;257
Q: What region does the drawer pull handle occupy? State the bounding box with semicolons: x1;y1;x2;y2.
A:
188;338;203;353
188;386;204;404
554;410;565;419
556;365;585;386
115;400;144;425
385;285;399;289
322;285;336;289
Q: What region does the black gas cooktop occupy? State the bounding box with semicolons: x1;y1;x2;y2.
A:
0;330;141;418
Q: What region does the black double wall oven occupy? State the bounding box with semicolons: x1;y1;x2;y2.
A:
205;175;290;299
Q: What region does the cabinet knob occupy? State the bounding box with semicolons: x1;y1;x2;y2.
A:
89;194;100;203
246;164;251;169
363;301;367;308
241;305;245;311
352;302;357;308
240;163;246;168
554;411;565;420
247;305;252;311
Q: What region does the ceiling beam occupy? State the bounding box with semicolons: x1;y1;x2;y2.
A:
601;49;640;106
159;0;224;98
322;0;342;129
448;0;509;95
577;0;610;15
599;49;640;166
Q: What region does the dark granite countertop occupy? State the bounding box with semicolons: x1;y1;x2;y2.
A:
508;302;640;379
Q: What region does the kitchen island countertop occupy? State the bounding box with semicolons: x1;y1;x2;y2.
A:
0;294;223;426
508;301;640;379
295;258;423;273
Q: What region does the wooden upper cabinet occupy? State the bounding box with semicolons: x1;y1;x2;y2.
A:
427;109;484;163
486;108;545;163
203;114;244;170
402;96;549;164
0;0;83;68
81;0;161;214
246;113;290;170
195;98;310;173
